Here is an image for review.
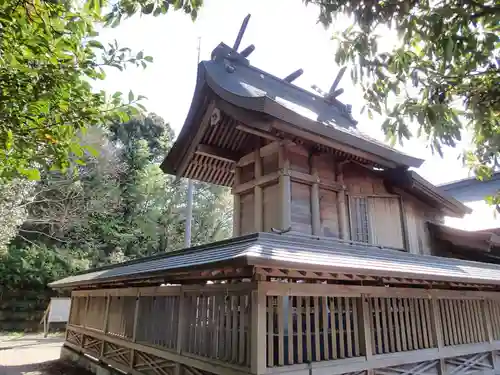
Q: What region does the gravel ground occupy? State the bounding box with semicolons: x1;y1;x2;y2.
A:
0;334;91;375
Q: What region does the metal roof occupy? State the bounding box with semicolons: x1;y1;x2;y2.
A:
50;232;500;289
439;172;500;202
161;43;423;181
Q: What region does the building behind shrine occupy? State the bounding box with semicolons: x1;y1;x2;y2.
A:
51;16;500;375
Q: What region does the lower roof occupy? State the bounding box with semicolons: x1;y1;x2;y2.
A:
50;232;500;289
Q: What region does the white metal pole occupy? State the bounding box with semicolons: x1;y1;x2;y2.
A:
184;37;201;248
184;179;193;247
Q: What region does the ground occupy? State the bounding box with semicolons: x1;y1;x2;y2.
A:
0;333;89;375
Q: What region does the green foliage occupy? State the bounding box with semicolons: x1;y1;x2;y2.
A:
0;244;89;291
306;0;499;193
1;114;232;292
0;0;202;181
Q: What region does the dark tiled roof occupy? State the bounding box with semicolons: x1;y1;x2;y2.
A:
50;232;500;289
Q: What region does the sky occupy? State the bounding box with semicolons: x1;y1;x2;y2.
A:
95;0;473;186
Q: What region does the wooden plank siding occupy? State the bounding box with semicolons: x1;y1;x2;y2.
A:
232;145;441;256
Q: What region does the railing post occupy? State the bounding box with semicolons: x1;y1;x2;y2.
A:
83;295;90;329
175;288;187;375
360;294;373;360
430;297;446;375
130;292;141;371
251;283;267;375
430;298;444;349
481;299;498;372
100;295;111;359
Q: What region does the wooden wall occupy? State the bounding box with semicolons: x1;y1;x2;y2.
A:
232;142;443;255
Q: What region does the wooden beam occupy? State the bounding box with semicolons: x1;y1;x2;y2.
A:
254;151;263;232
272;119;398;168
361;295;373;359
195;144;241;163
238;141;294;168
176;101;216;178
251;288;267;375
336;163;349;240
430;298;444;350
279;146;292;230
233;171;280;195
398;197;411;252
236;124;279;141
233;167;241;237
311;156;321;236
176;290;186;353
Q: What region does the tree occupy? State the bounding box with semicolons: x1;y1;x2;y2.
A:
0;179;33;255
17;113;232;264
306;0;499;184
0;0;202;181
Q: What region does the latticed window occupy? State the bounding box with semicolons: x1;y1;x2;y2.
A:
349;197;371;243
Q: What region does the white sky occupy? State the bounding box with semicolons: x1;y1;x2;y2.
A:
95;0;474;186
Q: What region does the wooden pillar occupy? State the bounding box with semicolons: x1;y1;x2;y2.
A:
336;163;349;239
279;146;291;230
175;290;187;375
254;150;263;232
233;167;241;237
311;156;321;235
360;295;373;359
251;286;267;375
100;295;111;358
430;298;444;350
398;197;411;252
83;295;90;329
130;293;141;370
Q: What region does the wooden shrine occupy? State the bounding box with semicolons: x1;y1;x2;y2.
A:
52;15;500;375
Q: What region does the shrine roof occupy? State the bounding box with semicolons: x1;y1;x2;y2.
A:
50;231;500;289
161;42;424;180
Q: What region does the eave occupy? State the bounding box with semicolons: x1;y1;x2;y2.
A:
428;222;500;253
50;232;500;290
385;169;472;217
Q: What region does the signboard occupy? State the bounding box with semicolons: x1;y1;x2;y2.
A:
47;297;71;323
41;297;71;337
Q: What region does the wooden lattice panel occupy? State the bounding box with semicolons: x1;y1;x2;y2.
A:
133;350;175;375
369;297;436;355
102;341;131;368
444;352;493;374
374;360;439;375
82;335;102;358
343;371;367;375
136;295;180;350
438;299;486;346
69;297;86;326
86;296;106;331
66;329;83;347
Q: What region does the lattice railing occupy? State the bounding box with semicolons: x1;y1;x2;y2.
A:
136;295;180;350
69;296;86;326
86;296;107;331
183;291;252;367
65;283;500;375
266;295;363;367
107;296;135;339
369;297;435;354
438;298;486;346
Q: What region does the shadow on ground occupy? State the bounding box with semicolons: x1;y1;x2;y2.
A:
0;337;64;351
2;360;94;375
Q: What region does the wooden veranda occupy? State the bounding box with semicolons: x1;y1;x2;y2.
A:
55;233;500;375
